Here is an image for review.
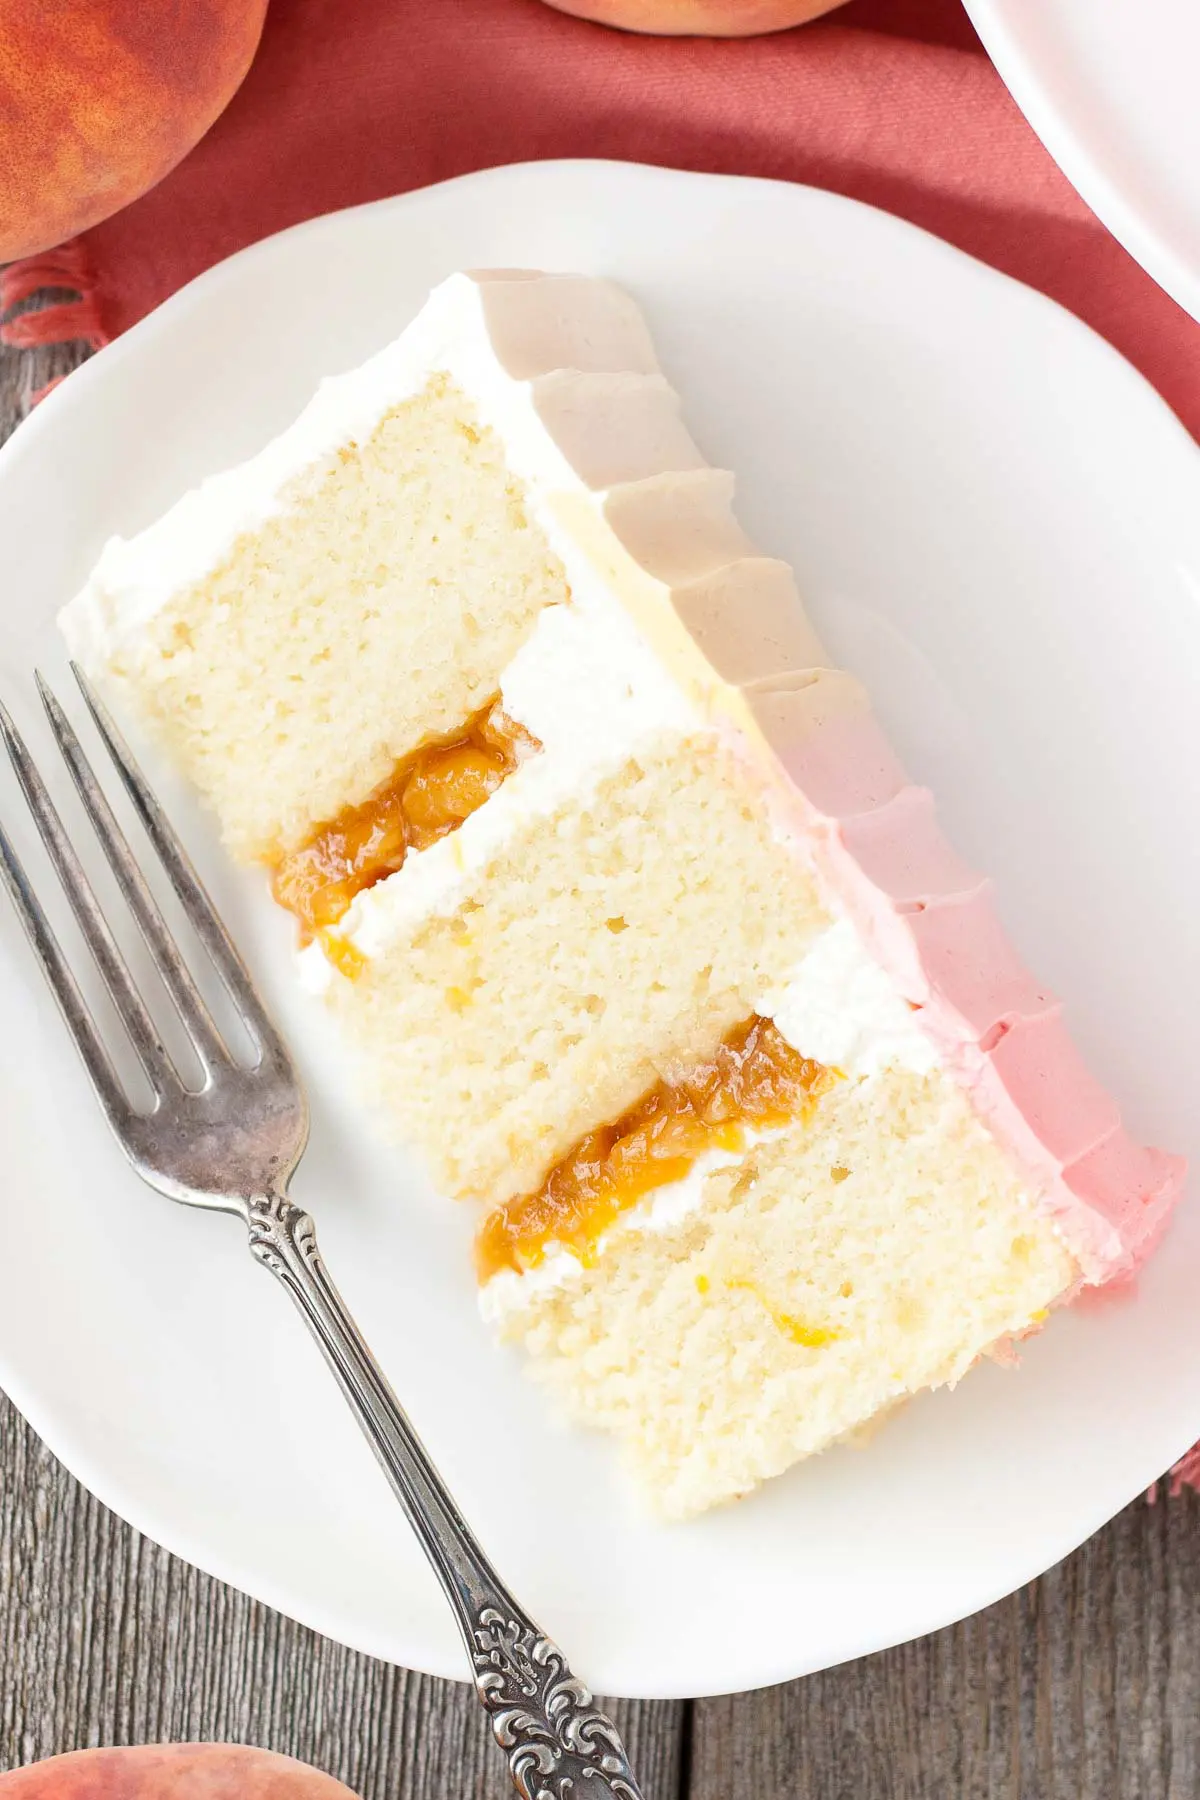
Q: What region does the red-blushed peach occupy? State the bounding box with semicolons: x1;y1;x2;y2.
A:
0;1745;361;1800
0;0;269;261
540;0;848;32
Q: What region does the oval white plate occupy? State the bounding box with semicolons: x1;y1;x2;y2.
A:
1;161;1198;1701
964;0;1200;323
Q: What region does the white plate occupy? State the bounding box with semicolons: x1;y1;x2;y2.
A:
1;161;1198;1701
964;0;1200;323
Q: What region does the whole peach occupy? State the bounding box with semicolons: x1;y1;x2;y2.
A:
540;0;848;33
0;1746;360;1800
0;0;269;261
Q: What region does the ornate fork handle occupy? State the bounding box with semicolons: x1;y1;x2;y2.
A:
247;1187;645;1800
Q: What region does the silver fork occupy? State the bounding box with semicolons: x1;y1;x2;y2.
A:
0;667;645;1800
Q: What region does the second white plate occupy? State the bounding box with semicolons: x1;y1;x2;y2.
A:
1;161;1199;1699
965;0;1200;323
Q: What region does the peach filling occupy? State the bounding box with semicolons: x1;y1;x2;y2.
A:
270;700;539;962
476;1016;837;1281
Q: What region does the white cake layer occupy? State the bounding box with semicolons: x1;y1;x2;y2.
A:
61;271;828;768
61;273;649;657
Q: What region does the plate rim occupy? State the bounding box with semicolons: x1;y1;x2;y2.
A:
962;0;1200;326
8;156;1199;480
2;157;1199;1699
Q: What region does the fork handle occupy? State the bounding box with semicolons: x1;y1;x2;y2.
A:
246;1187;645;1800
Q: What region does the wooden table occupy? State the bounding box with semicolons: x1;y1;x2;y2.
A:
2;324;1198;1800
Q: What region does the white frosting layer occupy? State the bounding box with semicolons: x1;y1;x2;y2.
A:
760;919;938;1078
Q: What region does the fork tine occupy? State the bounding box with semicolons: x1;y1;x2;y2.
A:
37;673;229;1072
0;813;134;1132
70;665;292;1071
0;700;175;1097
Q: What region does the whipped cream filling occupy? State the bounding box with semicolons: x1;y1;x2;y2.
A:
759;919;937;1079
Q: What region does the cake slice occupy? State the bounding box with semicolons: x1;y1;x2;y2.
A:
61;271;1184;1519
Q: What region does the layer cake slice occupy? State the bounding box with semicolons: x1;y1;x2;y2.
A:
60;271;1184;1519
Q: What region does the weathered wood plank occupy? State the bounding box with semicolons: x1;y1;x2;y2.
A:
690;1489;1200;1800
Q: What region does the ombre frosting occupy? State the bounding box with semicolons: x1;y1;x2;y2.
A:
415;274;1183;1286
751;670;1183;1280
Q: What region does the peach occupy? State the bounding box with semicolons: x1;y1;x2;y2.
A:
0;1746;360;1800
540;0;848;33
0;0;269;261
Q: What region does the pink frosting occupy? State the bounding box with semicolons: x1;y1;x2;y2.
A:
759;670;1184;1283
